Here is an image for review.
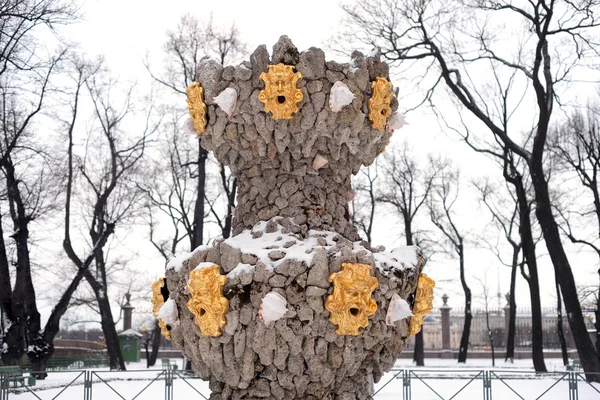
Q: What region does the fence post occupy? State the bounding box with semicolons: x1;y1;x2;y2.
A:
568;372;578;400
441;294;451;351
0;372;8;400
84;370;93;400
482;370;492;400
164;365;173;400
402;370;411;400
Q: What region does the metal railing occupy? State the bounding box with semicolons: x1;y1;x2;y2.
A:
3;367;600;399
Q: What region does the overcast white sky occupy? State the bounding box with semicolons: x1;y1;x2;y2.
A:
39;0;600;326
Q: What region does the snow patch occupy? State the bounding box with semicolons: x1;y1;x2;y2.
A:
157;298;178;325
348;58;359;73
213;87;237;117
386;294;413;325
260;292;288;325
227;263;255;278
329;81;355;112
193;262;217;272
373;246;420;275
167;245;210;272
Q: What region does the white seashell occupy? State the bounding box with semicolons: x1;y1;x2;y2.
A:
259;292;288;325
313;154;329;170
183;118;199;136
386;112;408;132
157;298;179;325
329;81;355;112
213;87;238;117
385;294;413;325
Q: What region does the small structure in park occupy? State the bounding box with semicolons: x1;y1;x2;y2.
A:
152;36;434;400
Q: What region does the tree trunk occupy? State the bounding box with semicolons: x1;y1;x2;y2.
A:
149;320;161;367
83;267;125;370
97;292;126;370
458;245;471;363
486;309;495;367
30;268;86;379
0;211;22;366
512;176;547;372
413;331;424;366
192;144;208;248
530;160;600;379
555;271;569;366
505;255;517;363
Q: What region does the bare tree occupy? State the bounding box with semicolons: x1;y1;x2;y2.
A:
550;98;600;361
62;64;158;370
474;179;521;363
351;164;378;244
427;160;472;362
377;146;438;365
477;273;497;367
340;0;600;376
144;15;246;259
0;0;80;375
551;104;600;259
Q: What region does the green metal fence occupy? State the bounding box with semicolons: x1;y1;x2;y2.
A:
3;367;600;399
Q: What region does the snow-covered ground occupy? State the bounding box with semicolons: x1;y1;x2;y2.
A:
8;358;600;399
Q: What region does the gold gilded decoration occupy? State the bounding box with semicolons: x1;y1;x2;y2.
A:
151;278;171;340
187;264;229;337
258;63;303;120
186;82;207;135
408;273;435;336
325;263;378;336
368;77;393;131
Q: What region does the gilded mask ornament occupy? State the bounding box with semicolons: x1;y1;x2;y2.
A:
368;77;393;131
186;82;207;135
408;273;435;336
151;277;171;340
186;264;229;337
325;263;378;336
258;63;303;120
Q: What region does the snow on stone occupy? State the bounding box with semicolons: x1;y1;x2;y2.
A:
227;263;255;278
167;245;210;272
329;81;355;112
213;87;237;117
157;298;178;325
223;219;338;270
374;245;420;275
348;58;358;73
1;342;7;353
224;218;420;277
260;292;288;325
386;112;408;132
386;294;413;325
193;262;217;271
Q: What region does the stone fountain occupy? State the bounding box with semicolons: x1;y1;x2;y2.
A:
151;36;434;400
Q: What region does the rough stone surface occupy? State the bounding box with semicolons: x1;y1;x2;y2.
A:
165;37;420;400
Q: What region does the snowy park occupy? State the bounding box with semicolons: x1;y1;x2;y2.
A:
3;0;600;399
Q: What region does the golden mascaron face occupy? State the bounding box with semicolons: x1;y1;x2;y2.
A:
368;77;393;131
186;264;229;337
258;63;303;120
408;273;435;336
151;277;171;340
325;263;378;336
